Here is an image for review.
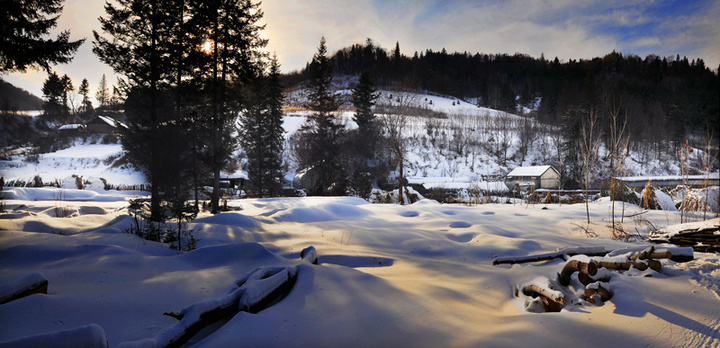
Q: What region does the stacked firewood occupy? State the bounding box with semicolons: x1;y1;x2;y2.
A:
649;218;720;253
499;245;693;313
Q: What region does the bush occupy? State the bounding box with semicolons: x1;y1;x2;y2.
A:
641;181;658;210
611;180;639;205
31;175;43;187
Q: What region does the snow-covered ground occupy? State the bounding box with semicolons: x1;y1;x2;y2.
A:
1;187;719;347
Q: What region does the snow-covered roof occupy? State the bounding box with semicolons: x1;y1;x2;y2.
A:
406;176;508;192
507;165;556;177
617;173;719;182
94;115;127;129
58;124;84;130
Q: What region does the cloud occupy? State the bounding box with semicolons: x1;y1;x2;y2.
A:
4;0;718;99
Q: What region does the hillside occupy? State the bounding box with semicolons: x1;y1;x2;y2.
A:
0;78;44;111
283;41;720;157
2;91;715;194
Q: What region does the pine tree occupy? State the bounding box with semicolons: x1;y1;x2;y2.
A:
78;78;93;117
96;74;109;110
190;0;267;212
351;71;379;132
93;0;189;221
240;58;285;198
262;54;286;196
294;37;346;195
60;74;72;116
41;71;64;117
0;0;84;73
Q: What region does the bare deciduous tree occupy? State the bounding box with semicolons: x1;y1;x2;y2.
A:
578;109;601;225
376;83;419;204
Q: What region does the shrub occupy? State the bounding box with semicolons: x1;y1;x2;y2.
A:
641;181;658;210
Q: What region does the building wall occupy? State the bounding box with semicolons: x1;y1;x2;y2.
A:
540;170;560;189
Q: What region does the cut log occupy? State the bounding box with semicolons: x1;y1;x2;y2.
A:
492;246;613;265
628;246;672;261
300;246;318;265
518;276;567;310
493;251;565;265
594;259;661;273
578;268;612;286
558;260;598;286
118;266;299;348
0;272;48;305
585;282;612;304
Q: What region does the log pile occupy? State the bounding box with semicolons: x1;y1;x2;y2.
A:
502;245;690;313
649;218;720;253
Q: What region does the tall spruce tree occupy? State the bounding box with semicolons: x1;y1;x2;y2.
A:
60;74;72;115
239;58;285;198
190;0;267;213
0;0;84;73
78;79;92;114
93;0;188;221
78;78;93;117
294;37;346;195
351;70;378;132
261;54;286;196
41;71;64;117
96;74;109;110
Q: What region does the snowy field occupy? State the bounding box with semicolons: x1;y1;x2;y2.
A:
1;187;719;347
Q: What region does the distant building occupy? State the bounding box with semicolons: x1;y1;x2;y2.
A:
616;173;719;188
86;115;125;134
57;124;86;136
506;165;560;191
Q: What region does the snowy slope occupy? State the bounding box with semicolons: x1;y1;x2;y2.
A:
1;90;710;191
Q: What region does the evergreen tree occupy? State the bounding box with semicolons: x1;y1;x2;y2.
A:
262;54;286;196
351;70;379;132
294;37;346;195
77;78;93;117
190;0;267;213
96;74;109;110
93;0;188;220
60;74;72;115
240;59;285;198
41;71;64;117
0;0;84;73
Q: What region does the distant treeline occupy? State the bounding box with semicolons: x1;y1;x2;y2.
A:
282;40;719;148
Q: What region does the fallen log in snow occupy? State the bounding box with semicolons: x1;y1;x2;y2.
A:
649;218;720;253
118;266;298;348
492;246;613;265
517;276;566;312
592;257;662;273
0;272;48;305
585;282;613;304
558;260;597;286
300;245;318;265
0;324;107;348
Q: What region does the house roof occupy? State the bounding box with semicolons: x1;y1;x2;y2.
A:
58;124;85;130
88;115;127;129
507;165;556;177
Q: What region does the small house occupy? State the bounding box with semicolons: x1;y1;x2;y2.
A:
506;165;560;191
86;115;125;134
57;124;86;136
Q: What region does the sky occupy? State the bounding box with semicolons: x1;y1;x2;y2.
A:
3;0;719;100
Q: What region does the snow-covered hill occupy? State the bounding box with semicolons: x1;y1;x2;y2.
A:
1;91;711;190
